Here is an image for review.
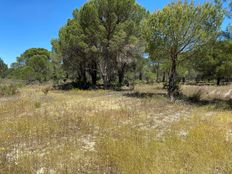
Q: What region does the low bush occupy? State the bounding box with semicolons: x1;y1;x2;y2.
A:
0;84;18;97
188;89;203;102
227;99;232;109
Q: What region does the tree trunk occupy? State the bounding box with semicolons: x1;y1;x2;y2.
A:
168;55;178;101
102;61;109;89
99;62;109;89
118;72;124;86
182;77;186;84
78;65;87;88
217;77;221;86
118;65;125;86
102;27;113;89
90;71;97;87
139;72;143;81
162;72;166;82
156;62;160;83
89;62;97;87
81;72;87;87
103;75;109;89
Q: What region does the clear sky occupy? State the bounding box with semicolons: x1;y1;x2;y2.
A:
0;0;230;66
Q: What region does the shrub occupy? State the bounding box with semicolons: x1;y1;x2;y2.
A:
0;84;18;97
188;89;203;102
34;101;41;108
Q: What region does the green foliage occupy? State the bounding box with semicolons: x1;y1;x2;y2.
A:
0;58;8;78
17;48;50;65
9;66;36;82
52;0;148;88
27;55;52;82
193;40;232;85
6;0;231;89
9;48;53;83
145;0;223;98
143;59;157;83
51;39;65;84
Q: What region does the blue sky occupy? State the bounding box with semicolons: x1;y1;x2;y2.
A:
0;0;230;66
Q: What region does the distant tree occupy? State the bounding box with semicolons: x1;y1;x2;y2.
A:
18;66;37;82
10;62;20;69
17;48;50;65
0;58;8;78
143;59;157;83
135;56;146;81
145;1;223;100
10;48;52;82
192;40;232;85
27;55;52;82
8;66;36;82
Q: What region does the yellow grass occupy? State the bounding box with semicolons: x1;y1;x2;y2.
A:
0;84;231;173
182;84;232;101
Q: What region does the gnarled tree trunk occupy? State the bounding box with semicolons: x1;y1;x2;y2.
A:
168;55;179;101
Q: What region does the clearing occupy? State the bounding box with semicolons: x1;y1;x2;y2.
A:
0;84;231;173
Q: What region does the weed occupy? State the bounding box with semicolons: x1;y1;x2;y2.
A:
34;101;41;108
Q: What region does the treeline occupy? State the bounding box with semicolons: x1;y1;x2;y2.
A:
51;0;148;89
0;0;231;99
2;48;53;83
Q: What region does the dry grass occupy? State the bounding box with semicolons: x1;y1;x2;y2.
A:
182;84;232;101
0;84;231;173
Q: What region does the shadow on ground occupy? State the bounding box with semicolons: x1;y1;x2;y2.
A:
183;96;232;110
54;82;133;91
123;91;168;98
124;91;232;110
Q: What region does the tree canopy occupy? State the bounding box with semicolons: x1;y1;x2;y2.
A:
3;0;231;99
52;0;148;88
9;48;52;82
192;40;232;85
145;0;223;99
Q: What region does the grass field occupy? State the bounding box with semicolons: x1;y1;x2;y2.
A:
0;84;231;173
